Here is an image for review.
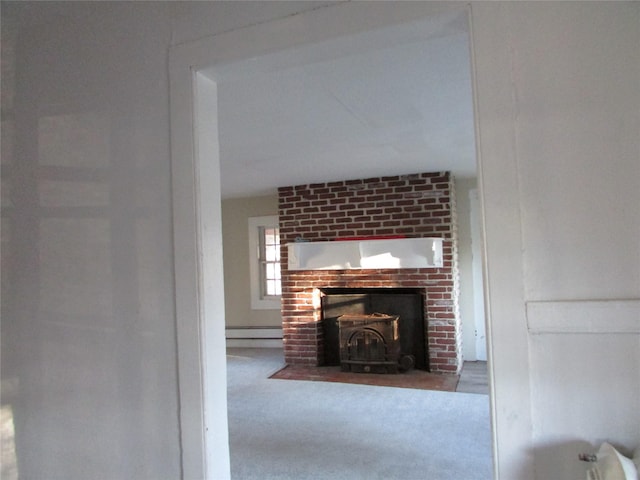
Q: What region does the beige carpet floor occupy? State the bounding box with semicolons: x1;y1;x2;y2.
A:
227;348;492;480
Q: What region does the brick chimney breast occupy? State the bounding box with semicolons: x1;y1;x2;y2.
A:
278;172;461;374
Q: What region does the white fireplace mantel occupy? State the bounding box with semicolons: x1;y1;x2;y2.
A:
287;237;444;271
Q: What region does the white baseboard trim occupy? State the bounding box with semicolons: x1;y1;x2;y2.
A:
225;327;283;348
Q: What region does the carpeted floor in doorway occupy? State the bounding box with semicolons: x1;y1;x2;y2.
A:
270;364;459;392
228;348;492;480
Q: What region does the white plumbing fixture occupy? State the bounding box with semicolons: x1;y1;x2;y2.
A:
583;443;639;480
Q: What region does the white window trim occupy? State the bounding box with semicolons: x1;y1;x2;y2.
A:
248;215;281;310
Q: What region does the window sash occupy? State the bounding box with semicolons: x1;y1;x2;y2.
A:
248;216;281;310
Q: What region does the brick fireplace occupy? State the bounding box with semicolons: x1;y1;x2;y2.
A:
278;172;461;374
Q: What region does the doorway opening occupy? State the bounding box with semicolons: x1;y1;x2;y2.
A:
171;3;491;478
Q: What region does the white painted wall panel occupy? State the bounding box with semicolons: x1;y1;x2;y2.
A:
2;3;180;479
510;8;640;475
512;2;640;302
529;332;640;480
472;2;640;479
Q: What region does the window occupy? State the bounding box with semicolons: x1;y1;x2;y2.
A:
260;225;281;297
248;216;281;309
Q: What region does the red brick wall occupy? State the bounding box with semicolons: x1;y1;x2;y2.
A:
278;172;461;374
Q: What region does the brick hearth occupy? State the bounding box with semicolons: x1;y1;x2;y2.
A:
278;172;461;374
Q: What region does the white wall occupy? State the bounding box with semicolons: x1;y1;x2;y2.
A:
0;3;181;478
471;2;639;479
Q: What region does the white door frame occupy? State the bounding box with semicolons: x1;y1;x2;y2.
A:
169;3;532;479
169;65;230;478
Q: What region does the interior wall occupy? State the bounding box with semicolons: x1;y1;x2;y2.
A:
222;195;281;328
471;3;639;479
514;4;639;478
0;3;181;479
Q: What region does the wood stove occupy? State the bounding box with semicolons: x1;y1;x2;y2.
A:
338;313;401;373
321;288;427;371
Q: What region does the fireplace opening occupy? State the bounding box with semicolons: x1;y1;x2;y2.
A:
320;288;427;371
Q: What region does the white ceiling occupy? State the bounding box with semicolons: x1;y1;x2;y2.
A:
205;10;477;199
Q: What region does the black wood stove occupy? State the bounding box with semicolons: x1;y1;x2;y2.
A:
338;313;405;373
321;288;426;372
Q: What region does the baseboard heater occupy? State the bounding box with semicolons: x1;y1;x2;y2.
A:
225;327;283;348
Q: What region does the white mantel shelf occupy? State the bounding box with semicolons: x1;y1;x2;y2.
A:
287;237;444;271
